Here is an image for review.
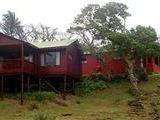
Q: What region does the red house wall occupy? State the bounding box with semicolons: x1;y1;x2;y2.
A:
38;42;82;79
0;33;21;46
146;57;160;73
82;54;160;77
82;54;139;76
101;54;126;76
66;42;82;78
38;49;67;77
82;55;101;76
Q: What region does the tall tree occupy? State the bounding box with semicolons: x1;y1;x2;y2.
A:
28;24;57;42
68;4;100;55
94;2;130;32
129;25;158;68
0;11;26;40
100;26;160;91
68;2;130;54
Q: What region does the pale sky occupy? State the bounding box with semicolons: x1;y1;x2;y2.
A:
0;0;160;34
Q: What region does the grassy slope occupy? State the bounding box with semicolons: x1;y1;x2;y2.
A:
0;74;160;120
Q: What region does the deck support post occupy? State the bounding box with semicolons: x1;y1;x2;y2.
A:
20;43;24;105
20;74;24;105
27;75;30;92
63;75;67;100
0;76;4;100
72;78;75;94
39;78;41;91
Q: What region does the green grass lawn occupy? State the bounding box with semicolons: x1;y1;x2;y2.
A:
0;74;160;120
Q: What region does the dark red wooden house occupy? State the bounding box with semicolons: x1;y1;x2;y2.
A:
0;33;81;102
82;53;160;77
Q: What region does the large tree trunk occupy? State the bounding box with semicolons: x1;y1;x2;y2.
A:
125;58;139;91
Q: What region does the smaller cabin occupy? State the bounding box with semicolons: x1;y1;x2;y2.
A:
82;53;160;77
82;53;126;76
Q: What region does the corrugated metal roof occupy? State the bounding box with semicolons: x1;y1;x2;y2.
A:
30;39;77;48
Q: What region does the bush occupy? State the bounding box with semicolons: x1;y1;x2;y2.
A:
75;75;107;95
127;87;140;97
111;75;129;83
28;102;39;111
33;111;56;120
53;99;68;107
5;92;56;103
25;92;56;103
134;67;148;81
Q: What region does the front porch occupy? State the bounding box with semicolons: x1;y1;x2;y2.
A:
0;44;37;75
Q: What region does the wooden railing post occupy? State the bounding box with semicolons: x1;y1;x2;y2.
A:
0;76;4;100
20;74;24;105
39;78;41;91
21;43;24;73
20;43;24;105
63;75;67;100
27;75;30;92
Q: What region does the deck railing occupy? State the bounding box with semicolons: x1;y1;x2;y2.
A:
0;59;35;74
0;59;21;72
24;60;35;74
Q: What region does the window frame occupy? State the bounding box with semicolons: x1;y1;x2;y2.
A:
41;51;61;67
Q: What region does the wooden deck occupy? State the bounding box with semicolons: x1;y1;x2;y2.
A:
0;59;35;75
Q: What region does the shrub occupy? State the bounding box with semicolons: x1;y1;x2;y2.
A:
28;102;39;111
33;111;56;120
25;92;56;103
53;99;68;107
111;75;129;83
127;87;140;97
75;75;107;95
134;67;148;81
5;93;20;100
5;92;56;103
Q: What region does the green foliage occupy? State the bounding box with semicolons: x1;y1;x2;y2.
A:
33;111;56;120
134;67;148;81
75;75;108;95
5;93;20;100
97;25;160;90
127;87;140;97
0;10;25;40
28;102;39;111
94;2;131;32
25;92;56;102
111;75;129;83
6;92;56;103
53;99;68;107
68;2;130;54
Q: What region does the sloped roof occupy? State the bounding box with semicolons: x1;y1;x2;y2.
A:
30;39;77;48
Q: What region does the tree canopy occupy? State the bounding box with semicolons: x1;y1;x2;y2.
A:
68;2;130;55
0;11;58;41
0;11;26;40
27;24;57;42
98;25;160;90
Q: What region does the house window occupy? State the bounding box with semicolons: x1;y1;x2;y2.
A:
25;54;33;63
41;52;60;66
41;54;45;66
82;57;87;64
